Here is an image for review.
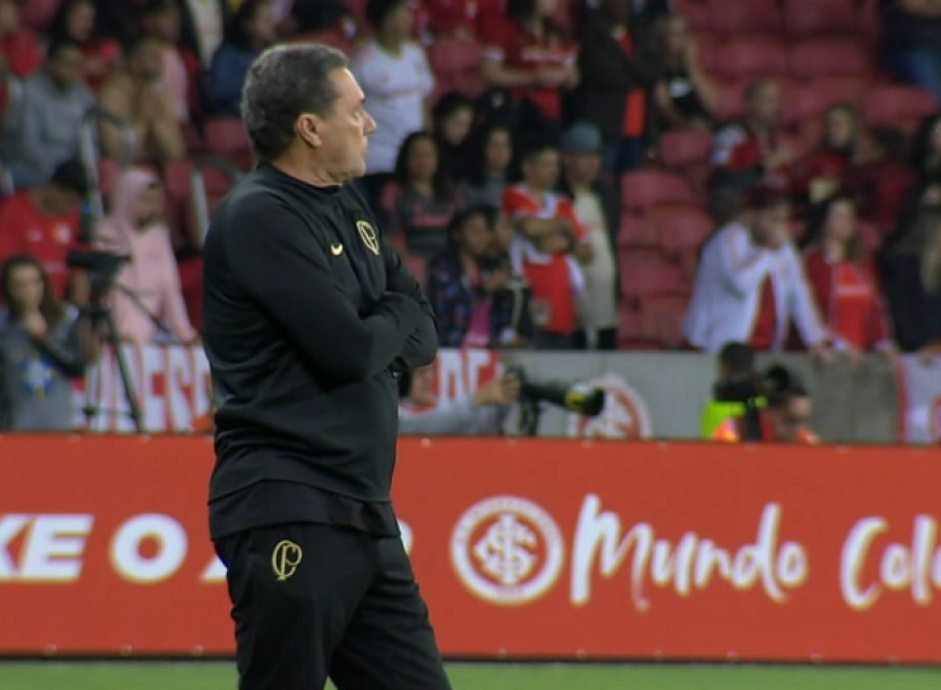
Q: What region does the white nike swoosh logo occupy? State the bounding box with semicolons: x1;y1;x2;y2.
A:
331;244;344;256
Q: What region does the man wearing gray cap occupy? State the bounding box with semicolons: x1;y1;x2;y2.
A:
559;122;620;350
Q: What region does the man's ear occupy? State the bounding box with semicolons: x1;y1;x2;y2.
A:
296;113;323;149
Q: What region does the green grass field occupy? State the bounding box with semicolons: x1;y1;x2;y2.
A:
0;662;939;690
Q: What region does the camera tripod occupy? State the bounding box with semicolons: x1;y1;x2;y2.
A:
81;294;143;433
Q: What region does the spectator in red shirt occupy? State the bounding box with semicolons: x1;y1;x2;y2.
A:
0;159;89;300
425;0;482;38
0;0;41;79
710;78;796;195
48;0;122;91
795;104;864;207
801;195;896;361
481;0;579;131
502;140;593;349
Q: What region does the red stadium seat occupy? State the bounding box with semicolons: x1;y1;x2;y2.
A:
204;118;254;170
716;37;789;82
784;0;858;38
617;213;656;249
659;130;713;171
430;36;481;75
788;77;867;123
863;85;938;134
619;248;688;299
617;305;665;350
641;294;690;349
674;0;711;32
708;0;782;36
649;205;714;256
621;171;697;212
789;38;871;81
714;80;748;121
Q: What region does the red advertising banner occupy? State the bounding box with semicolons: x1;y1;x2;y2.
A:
0;436;939;662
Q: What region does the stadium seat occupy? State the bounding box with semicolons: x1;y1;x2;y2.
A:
617;305;665;350
789;38;871;81
642;294;690;349
204;119;254;170
621;171;696;212
618;248;687;300
708;0;782;36
617;213;656;250
714;80;749;121
650;206;714;256
162;159;195;245
716;37;789;82
659;130;713;172
862;85;938;134
784;0;858;38
430;36;481;75
674;0;711;32
788;77;867;124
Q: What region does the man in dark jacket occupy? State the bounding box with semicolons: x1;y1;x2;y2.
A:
201;44;449;690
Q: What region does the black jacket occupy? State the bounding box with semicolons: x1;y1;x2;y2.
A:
202;165;437;506
574;11;660;144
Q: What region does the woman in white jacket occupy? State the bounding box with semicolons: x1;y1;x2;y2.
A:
684;187;832;357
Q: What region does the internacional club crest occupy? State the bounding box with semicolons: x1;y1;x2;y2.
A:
450;495;564;606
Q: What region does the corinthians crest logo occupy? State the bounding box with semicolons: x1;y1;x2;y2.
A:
450;495;565;605
356;220;380;255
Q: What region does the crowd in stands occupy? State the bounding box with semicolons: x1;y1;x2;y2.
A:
0;0;940;431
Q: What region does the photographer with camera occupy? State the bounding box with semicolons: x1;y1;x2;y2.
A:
398;364;521;436
0;254;98;431
712;361;819;444
700;342;764;440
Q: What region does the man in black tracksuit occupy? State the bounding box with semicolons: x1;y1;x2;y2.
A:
201;42;450;690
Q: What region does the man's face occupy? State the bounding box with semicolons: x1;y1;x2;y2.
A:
312;68;376;184
524;150;560;191
563;152;601;187
131;40;164;83
748;82;781;130
768;396;812;442
47;47;84;89
752;203;790;246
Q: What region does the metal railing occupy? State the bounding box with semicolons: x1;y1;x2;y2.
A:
78;107;136;223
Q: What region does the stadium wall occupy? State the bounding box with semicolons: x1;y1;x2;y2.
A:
0;436;939;663
75;344;938;443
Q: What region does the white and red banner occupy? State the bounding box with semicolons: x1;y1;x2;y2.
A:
75;346;501;433
0;436;939;662
896;356;941;443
